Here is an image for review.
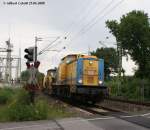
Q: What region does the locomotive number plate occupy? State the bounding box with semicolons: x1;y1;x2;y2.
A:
88;70;94;75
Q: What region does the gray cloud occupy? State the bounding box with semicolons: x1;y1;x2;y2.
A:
0;0;149;75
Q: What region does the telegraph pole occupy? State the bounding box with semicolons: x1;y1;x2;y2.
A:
35;37;38;62
35;37;42;62
19;48;21;78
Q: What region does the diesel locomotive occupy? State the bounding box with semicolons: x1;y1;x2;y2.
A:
44;54;108;103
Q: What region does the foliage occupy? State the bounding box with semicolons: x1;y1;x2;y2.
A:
20;70;30;81
0;88;14;104
91;47;119;79
0;88;73;122
12;88;31;105
7;100;49;121
7;89;48;121
34;100;49;120
106;77;150;101
0;105;8;122
37;72;45;88
21;70;44;88
106;10;150;78
7;103;35;121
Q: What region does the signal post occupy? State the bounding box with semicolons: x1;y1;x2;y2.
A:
24;46;40;103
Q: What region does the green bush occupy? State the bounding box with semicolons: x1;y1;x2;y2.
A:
13;88;31;105
0;88;73;121
105;77;150;101
7;88;33;121
7;100;49;121
7;103;35;121
7;89;49;121
0;88;14;104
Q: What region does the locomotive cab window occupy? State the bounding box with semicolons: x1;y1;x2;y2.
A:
66;57;72;64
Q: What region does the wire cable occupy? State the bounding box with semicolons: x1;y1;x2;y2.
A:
69;0;124;45
63;0;92;37
71;0;115;41
38;37;60;55
81;0;125;35
65;0;101;38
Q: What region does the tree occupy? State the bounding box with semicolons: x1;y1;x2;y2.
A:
106;10;150;78
91;47;119;79
21;70;30;81
21;70;45;88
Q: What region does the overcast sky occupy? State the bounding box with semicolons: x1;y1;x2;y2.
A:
0;0;149;76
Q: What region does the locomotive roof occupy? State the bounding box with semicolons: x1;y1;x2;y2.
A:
61;54;97;61
82;55;97;59
47;68;57;72
61;54;80;60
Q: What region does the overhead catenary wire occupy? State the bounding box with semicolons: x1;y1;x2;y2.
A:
62;0;118;49
80;0;125;35
38;0;124;57
64;0;101;38
38;37;60;55
43;1;107;54
72;0;115;38
65;0;124;48
63;0;92;37
54;0;97;54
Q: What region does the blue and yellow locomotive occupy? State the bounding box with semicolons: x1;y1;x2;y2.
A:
50;54;107;103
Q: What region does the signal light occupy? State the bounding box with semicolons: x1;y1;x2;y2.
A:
24;47;35;62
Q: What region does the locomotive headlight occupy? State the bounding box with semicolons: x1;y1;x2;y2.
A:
89;61;93;64
78;79;82;84
99;80;103;84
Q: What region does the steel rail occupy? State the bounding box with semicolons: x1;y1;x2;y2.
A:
105;97;150;107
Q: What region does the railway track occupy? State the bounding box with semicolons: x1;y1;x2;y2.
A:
60;98;150;129
73;104;122;116
50;95;124;117
49;94;150;117
105;97;150;107
48;94;150;129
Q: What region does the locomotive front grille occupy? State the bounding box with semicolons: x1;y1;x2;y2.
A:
87;70;95;75
87;76;94;84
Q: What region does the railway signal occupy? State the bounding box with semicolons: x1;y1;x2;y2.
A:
24;47;35;62
25;61;40;103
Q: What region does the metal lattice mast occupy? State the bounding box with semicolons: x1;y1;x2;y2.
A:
16;48;21;79
0;58;4;79
15;58;19;80
5;39;13;82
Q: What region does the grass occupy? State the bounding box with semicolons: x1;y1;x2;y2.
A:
47;104;74;119
0;87;15;104
0;105;9;122
0;87;74;122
